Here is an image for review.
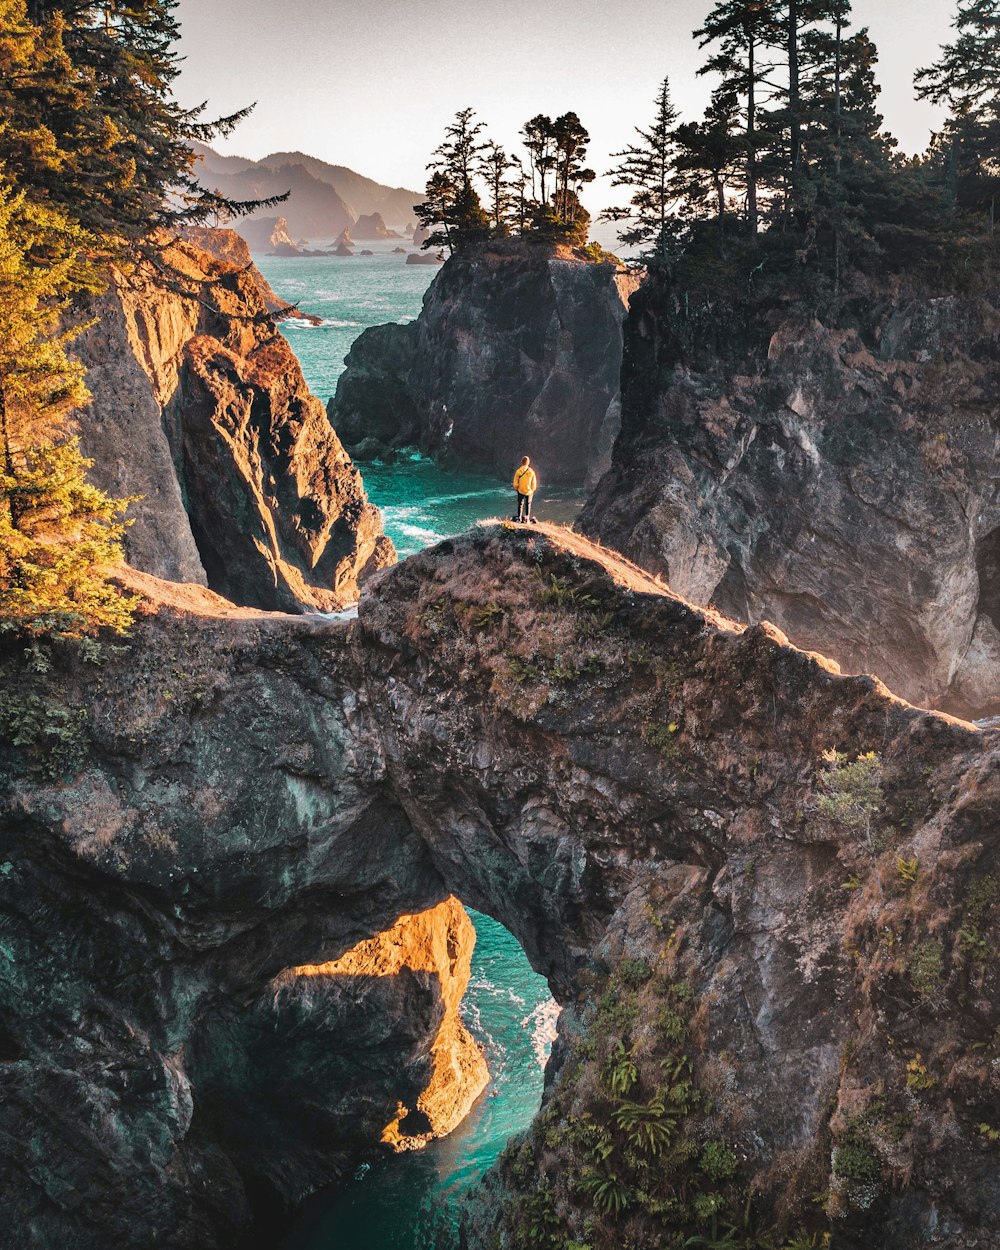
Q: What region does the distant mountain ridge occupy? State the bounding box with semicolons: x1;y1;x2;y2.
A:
192;142;421;244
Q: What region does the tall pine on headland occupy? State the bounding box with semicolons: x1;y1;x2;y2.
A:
0;0;268;640
915;0;1000;220
605;79;682;267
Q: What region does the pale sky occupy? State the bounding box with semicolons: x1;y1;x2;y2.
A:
175;0;954;213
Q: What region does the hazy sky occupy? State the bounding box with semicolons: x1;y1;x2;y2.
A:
175;0;954;210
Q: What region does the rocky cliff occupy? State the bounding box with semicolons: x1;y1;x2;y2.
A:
326;243;639;486
74;233;394;612
3;526;1000;1249
579;277;1000;719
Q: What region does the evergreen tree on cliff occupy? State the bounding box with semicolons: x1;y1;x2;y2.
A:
606;78;683;266
915;0;1000;218
414;108;491;252
695;0;782;237
0;0;272;638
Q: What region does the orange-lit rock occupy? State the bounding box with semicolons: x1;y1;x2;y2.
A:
295;897;488;1151
73;231;394;611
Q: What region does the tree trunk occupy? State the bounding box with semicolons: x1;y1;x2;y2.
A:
748;34;759;237
788;0;801;192
0;382;17;528
834;14;843;295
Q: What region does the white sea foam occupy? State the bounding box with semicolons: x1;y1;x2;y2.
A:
521;999;561;1069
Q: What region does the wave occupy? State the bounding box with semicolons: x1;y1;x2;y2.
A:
282;317;363;329
521;999;561;1069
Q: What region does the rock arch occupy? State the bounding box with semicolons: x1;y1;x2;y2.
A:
1;528;999;1250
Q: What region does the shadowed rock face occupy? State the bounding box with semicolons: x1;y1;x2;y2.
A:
580;278;1000;718
2;529;1000;1249
327;244;639;485
74;235;394;613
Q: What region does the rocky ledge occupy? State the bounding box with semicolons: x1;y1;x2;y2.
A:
2;526;1000;1249
580;276;1000;718
73;233;394;611
327;242;639;486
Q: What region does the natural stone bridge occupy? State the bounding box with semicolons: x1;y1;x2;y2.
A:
1;525;998;1250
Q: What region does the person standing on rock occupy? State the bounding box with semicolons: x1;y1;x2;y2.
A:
513;456;538;524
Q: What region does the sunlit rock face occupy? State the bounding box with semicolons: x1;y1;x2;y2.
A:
580;277;1000;718
326;241;639;486
73;232;394;613
187;898;487;1215
2;529;1000;1249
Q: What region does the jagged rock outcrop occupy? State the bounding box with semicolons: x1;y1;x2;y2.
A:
2;526;1000;1249
327;243;639;484
184;226;318;321
580;277;1000;718
188;897;487;1214
237;215;299;254
74;235;394;612
352;212;393;239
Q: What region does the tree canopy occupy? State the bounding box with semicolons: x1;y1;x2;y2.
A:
604;0;992;311
415;108;597;253
0;0;271;640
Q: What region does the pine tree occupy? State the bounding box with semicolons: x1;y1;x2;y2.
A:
521;115;557;206
415;109;491;253
606;77;682;265
915;0;1000;218
1;0;281;254
479;142;518;234
695;0;782;236
550;113;596;227
0;180;135;639
673;88;746;255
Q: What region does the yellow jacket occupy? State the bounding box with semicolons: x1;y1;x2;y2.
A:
513;465;537;494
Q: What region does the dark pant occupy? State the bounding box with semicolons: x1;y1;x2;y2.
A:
516;492;533;521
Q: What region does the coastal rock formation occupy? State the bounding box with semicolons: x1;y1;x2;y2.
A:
580;278;1000;718
184;226;318;320
237;215;299;254
413;224;431;247
352;212;392;239
74;234;394;611
188;898;487;1214
2;526;1000;1249
327;243;639;485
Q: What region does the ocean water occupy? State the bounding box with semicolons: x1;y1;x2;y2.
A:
255;247;584;560
280;913;557;1250
257;242;436;403
256;250;563;1248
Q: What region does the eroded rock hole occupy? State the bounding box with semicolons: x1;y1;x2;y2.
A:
273;907;558;1250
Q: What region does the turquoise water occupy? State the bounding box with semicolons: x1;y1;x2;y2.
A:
281;912;557;1250
256;244;436;403
257;254;562;1247
255;248;584;558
